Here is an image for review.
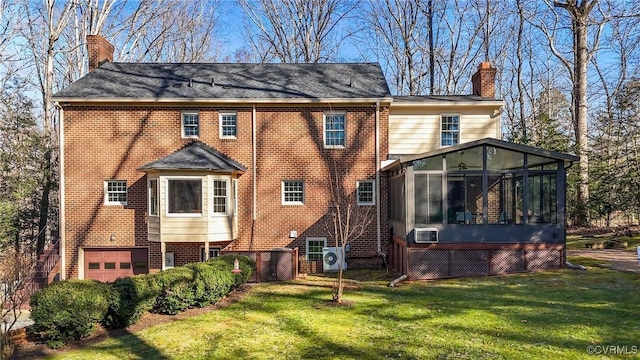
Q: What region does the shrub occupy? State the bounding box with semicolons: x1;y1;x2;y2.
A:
30;280;111;348
103;275;160;329
186;262;235;307
214;254;256;285
151;267;196;315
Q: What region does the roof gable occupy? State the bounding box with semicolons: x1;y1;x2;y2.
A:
53;63;392;102
138;141;247;172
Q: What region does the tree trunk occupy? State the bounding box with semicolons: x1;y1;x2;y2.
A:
574;11;590;226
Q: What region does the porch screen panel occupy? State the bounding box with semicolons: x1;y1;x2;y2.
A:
415;174;443;224
527;173;557;223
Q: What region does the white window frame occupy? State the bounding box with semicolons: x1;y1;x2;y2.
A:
165;177;203;218
148;178;158;216
357;180;375;206
232;179;238;215
210;177;229;216
104;180;127;205
282;180;304;205
200;247;221;261
182;111;199;138
306;237;326;262
440;114;460;147
219;111;237;139
323;111;346;148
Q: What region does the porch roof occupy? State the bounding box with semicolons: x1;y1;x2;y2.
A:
137;141;247;172
382;137;579;171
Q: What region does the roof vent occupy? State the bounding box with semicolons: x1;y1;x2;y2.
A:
211;78;215;86
173;83;182;88
349;77;354;87
189;78;193;87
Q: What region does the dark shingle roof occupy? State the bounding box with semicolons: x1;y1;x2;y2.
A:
53;63;392;101
138;141;247;172
393;95;503;103
383;137;579;171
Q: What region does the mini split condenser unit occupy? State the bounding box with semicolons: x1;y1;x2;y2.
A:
414;228;438;243
322;247;347;271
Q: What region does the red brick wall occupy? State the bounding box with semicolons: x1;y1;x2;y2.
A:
63;104;389;278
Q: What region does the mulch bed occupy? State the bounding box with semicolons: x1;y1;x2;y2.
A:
10;283;256;359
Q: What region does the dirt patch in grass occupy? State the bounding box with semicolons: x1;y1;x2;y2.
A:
11;284;256;359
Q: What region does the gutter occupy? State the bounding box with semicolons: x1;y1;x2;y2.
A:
51;97;395;104
375;102;381;254
250;104;257;250
56;102;66;280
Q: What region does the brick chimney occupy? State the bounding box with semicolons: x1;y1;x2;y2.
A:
86;35;114;72
471;62;497;98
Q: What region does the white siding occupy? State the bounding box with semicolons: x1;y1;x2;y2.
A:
389;105;501;155
152;172;236;243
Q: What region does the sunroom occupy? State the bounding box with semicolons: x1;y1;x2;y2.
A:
384;138;578;279
138;141;246;269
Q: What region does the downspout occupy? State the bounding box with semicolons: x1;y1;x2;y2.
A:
250;104;257;250
375;102;381;254
56;102;66;280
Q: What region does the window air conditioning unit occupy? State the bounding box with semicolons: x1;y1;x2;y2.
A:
414;228;438;243
322;247;347;272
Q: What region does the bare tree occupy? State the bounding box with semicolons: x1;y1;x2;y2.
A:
354;0;430;95
535;0;605;224
238;0;356;63
325;158;375;304
0;249;33;360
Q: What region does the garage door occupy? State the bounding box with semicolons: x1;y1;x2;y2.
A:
84;248;149;282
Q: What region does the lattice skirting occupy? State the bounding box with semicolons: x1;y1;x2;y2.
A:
407;248;562;280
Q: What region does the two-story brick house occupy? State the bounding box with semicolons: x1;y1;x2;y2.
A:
54;35;392;280
54;35;575;281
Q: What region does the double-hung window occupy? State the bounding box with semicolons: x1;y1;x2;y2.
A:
148;179;158;216
220;112;237;138
357;180;375;205
211;179;228;215
105;180;127;205
282;180;304;205
441;114;460;147
324;112;346;148
167;178;202;216
182;112;199;138
306;237;326;261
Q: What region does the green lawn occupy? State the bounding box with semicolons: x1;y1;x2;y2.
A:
566;233;640;251
51;264;639;360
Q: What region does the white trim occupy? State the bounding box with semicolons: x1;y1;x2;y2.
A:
391;100;505;107
104;180;127;206
53;97;394;104
165;176;204;218
57;104;66;280
357;180;376;206
200;246;221;262
282;180;305;205
232;178;238;216
209;177;230;216
181;111;199;138
219;111;237;139
323;111;346;149
440;113;461;148
148;178;158;216
306;237;326;261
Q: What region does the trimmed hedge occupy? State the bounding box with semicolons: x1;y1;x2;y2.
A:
31;255;255;346
103;275;160;329
30;280;111;348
